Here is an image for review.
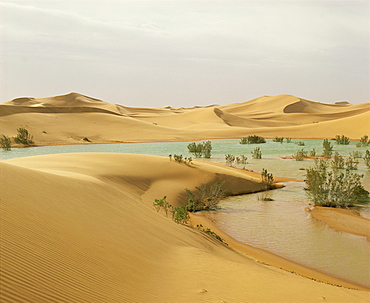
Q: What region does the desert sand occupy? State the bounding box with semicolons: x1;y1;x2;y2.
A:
1;153;369;302
1;93;370;302
0;92;369;146
306;207;370;242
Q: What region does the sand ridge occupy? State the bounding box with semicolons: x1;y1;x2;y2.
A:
1;153;370;302
1;92;369;146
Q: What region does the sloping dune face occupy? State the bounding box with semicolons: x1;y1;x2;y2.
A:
0;92;369;145
1;153;369;302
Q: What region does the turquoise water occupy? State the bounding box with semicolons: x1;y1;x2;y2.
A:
1;139;369;287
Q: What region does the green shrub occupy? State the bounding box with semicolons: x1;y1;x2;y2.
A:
261;168;274;190
172;205;190;224
153;196;172;216
202;141;212;158
236;154;247;164
297;141;305;146
251;147;262;159
345;156;358;170
196;224;228;245
310;148;316;157
187;142;203;157
331;152;344;170
0;135;11;151
187;141;212;158
322;139;333;159
286;138;292;143
335;135;350;145
364;150;370;169
240;135;266;144
225;154;235;166
350;151;362;159
294;149;307;161
186;182;225;211
305;159;369;207
273;137;284;143
356;135;369;147
272;137;284;143
14;127;34;146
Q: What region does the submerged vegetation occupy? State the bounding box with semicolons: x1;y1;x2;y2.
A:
356;135;369;147
251;147;262;159
240;135;266;144
305;159;369;208
187;141;212;158
335;135;350;145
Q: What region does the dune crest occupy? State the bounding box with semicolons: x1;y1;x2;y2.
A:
1;93;369;145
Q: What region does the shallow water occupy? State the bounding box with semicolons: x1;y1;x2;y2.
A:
1;139;369;287
204;182;370;288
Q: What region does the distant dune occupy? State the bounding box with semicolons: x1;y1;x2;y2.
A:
1;92;369;145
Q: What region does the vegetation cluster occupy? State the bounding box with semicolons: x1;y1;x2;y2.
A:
1;127;34;150
240;135;266;144
187;141;212;158
305;159;369;208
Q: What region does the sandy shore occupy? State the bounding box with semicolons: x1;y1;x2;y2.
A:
306;207;370;242
1;153;369;302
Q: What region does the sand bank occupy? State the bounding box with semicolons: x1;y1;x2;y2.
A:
1;92;369;146
306;207;370;242
1;153;369;302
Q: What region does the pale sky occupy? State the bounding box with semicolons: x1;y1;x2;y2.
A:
1;0;369;107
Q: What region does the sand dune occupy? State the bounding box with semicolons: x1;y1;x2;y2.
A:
1;153;369;302
1;92;368;146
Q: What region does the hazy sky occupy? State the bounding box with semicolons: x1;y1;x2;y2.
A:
1;0;369;107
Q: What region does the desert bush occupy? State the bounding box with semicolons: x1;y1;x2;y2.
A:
202;141;212;158
273;137;284;143
286;138;292;143
296;141;305;146
186;182;225;211
225;154;235;166
0;135;11;151
251;147;262;159
153;196;172;216
364;150;370;169
187;141;212;158
331;152;345;170
187;142;203;157
14;127;34;146
172;205;190;224
237;154;247;164
322;139;333;159
261;168;274;190
240;135;266;144
350;151;362;159
335;135;350;145
310;148;316;157
305;159;369;207
172;154;193;165
345;156;358;170
356;135;369;147
173;154;184;163
196;224;228;245
294;149;307;161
